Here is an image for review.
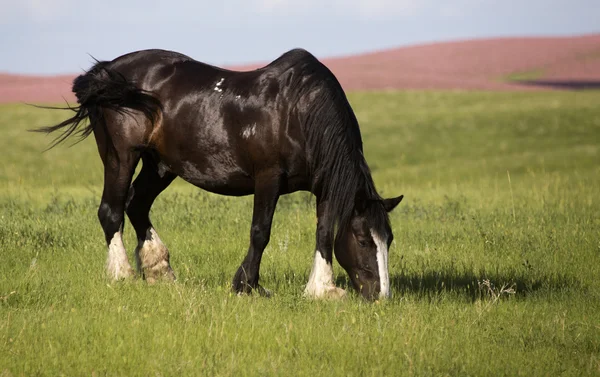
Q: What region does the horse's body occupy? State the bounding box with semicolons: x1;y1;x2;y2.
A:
39;48;403;300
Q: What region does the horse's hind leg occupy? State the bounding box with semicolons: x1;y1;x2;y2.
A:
97;148;140;281
126;154;176;283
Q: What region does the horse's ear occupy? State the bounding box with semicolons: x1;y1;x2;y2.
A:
383;195;404;212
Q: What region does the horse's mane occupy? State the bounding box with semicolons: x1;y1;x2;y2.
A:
279;49;389;237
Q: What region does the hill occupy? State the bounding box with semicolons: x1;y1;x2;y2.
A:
1;34;599;103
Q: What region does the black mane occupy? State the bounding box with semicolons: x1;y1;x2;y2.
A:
283;50;388;236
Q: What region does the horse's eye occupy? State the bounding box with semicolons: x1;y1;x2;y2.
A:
358;240;368;248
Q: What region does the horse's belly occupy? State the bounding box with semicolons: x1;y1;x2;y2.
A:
173;159;254;196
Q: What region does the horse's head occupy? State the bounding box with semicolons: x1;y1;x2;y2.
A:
334;194;403;300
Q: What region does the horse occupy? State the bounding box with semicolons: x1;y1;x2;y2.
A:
36;48;403;300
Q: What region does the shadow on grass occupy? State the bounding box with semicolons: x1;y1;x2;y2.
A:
335;269;584;302
518;80;600;90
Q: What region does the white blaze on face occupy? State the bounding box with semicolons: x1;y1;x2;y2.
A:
106;231;133;280
370;229;391;299
304;250;334;297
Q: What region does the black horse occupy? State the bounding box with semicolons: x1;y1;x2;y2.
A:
37;48;403;300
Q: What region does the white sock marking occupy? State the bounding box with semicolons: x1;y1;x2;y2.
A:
106;232;132;280
371;230;391;299
136;228;169;270
304;250;335;297
140;228;164;254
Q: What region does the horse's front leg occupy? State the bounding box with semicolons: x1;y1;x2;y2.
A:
304;200;346;299
232;172;280;296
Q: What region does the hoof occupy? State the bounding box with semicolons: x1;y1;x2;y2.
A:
106;262;135;281
108;268;135;281
255;285;272;298
233;282;272;298
232;266;270;297
324;286;347;299
304;285;347;300
143;261;175;284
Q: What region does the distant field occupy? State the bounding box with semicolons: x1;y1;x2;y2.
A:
2;34;600;103
1;91;599;376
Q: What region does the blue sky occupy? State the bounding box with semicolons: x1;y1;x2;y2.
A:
1;0;598;74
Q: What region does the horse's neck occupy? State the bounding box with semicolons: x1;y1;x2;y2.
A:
353;150;378;198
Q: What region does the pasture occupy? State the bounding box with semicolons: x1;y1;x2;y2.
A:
1;91;599;376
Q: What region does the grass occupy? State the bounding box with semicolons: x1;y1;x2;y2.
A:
503;68;545;82
1;90;600;376
578;49;600;62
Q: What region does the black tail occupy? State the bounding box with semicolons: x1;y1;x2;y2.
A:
32;61;162;149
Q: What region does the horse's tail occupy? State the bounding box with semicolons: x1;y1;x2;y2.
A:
32;61;162;149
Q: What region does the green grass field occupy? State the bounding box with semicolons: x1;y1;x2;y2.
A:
1;91;599;376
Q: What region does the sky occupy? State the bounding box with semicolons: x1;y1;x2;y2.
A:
1;0;598;75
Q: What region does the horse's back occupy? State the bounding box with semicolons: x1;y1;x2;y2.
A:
99;48;345;196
